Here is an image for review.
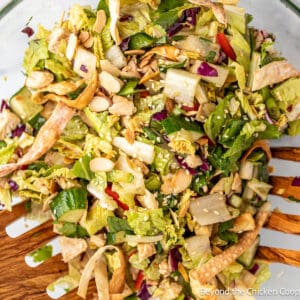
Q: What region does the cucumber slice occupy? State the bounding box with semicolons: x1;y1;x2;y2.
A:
9;86;43;122
229;194;242;208
50;188;88;223
238;236;260;268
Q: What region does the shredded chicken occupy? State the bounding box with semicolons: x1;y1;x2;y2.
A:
0;109;20;139
60;236;88;263
0;102;75;177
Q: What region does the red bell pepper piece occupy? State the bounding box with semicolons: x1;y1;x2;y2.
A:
182;102;200;112
134;271;145;291
105;185;129;211
216;33;237;61
140;91;150;98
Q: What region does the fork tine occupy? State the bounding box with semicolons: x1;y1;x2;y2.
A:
257;246;300;267
270;176;300;201
264;211;300;235
271;147;300;162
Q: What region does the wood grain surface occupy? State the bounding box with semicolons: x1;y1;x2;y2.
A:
0;202;96;300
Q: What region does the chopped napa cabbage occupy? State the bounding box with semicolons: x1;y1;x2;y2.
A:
145;258;161;281
45;55;75;81
23;39;49;74
224;5;246;34
80;201;114;235
125;208;166;236
107;170;134;183
102;19;114;51
83;108;119;142
36;25;51;39
288;119;300;136
195;9;214;33
111;183;136;208
53;139;84;160
87;172;118;210
129;253;149;270
61;116;89;141
229;27;251;71
93;33;105;65
84;134;114;156
230;61;246;89
221;261;244;286
153;146;173;175
168;129;197;155
71;154;94;180
144;24;166;38
272;77;300;112
0;142;16;164
247;178;272;200
252;262;271;290
68;4;96;31
135;93;166;124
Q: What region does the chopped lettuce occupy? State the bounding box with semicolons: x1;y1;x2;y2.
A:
252;262;271;290
0;142;16;164
153;146;173;175
62;117;89;141
224;5;246;34
0;188;12;211
72;154;94;180
23;39;49;74
288;119;300;136
126;208;166;236
30;245;53;263
68;4;96;31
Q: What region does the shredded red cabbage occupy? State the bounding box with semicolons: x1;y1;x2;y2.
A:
217;50;227;64
168;8;200;37
21;26;34;37
162;134;170;143
169;246;182;272
8;180;19;192
137;282;151;300
80;64;88;73
175;156;198;175
152;110;168;121
12;124;26;138
197;62;218;77
120;37;131;51
199;158;210;172
0;100;9;112
119;15;133;22
292;177;300;187
249;263;259;274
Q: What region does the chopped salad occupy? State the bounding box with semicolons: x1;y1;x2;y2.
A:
1;0;300;299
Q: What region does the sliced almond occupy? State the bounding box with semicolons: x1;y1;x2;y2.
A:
124;50;146;56
100;60;121;77
99;71;124;94
93;10;106;33
26;71;54;89
89;96;112;112
162;169;193;195
66;33;78;61
90;157;115;172
79;31;90;43
109;95;136;116
83;35;94;49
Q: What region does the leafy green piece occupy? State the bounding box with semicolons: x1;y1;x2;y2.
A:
191;173;209;195
118;81;139;96
209;146;237;175
28;114;46;134
126;208;166;236
102;19;114;51
106;231;126;245
72;154;94;181
125;294;138;300
107;170;134;183
253;263;271;290
23;39;49;74
129;33;154;50
205;51;217;63
58;222;89;238
288;119;300;136
107;216;133;233
27;162;48;172
155;10;179;28
171;271;195;299
143;127;162;144
67;83;87;100
45;57;74;81
97;0;109;16
219;119;245;147
0;140;7;149
265;97;280;121
158;0;185;12
162;115;203;135
68;4;96;31
204;95;232;141
0;143;17;164
153;146;173;175
145;173;161;191
62;116;89;141
30;245;53;263
224;5;246;34
159;60;186;73
218;220;238;244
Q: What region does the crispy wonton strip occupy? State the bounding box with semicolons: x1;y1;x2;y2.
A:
94;259;109;300
189;203;271;285
0;102;75;178
241;140;272;163
78;245;125;299
48;71;98;110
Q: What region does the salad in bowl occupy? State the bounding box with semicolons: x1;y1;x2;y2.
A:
0;0;300;299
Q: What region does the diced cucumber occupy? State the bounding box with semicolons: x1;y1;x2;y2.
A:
9;86;43;122
229;194;242;208
242;182;255;201
238;236;260;268
107;170;134;183
106;231;126;245
49;188;88;223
